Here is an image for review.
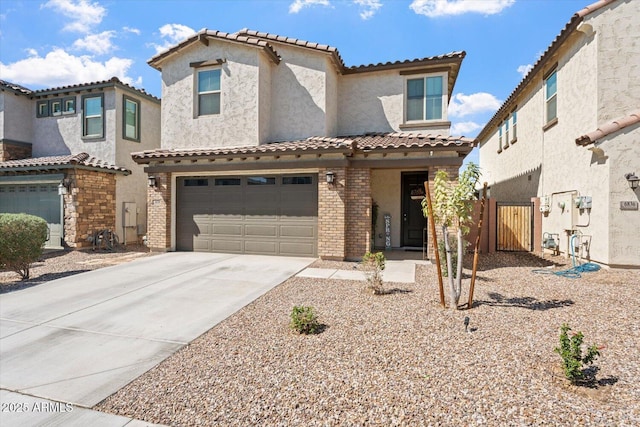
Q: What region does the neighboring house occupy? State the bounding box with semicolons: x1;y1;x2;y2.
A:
133;29;475;260
477;0;639;268
0;78;161;248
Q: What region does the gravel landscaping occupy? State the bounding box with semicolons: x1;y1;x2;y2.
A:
96;252;640;426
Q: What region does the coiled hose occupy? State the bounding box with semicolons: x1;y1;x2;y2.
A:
532;234;601;278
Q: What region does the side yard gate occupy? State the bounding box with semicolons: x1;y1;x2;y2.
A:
496;203;533;251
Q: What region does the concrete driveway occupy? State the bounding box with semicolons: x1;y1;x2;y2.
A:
0;253;313;414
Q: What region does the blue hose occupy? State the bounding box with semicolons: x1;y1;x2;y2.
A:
532;234;601;278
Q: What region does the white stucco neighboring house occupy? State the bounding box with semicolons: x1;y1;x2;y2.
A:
476;0;640;268
136;29;476;260
0;78;161;248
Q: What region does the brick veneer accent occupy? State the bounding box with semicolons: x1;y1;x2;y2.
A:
63;169;116;248
146;172;172;251
0;141;32;161
318;167;346;260
345;168;371;260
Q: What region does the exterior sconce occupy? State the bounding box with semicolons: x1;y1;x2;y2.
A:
148;176;158;188
58;178;72;196
625;173;639;190
325;171;335;185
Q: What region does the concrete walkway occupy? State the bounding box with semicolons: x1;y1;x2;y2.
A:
0;252;314;426
296;260;418;283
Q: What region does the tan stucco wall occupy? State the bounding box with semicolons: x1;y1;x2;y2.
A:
371;169;403;248
0;92;34;143
258;54;272;144
160;42;261;149
268;44;334;141
32;88;118;162
114;88;161;243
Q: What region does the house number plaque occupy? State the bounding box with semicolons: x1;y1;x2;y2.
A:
620;201;638;210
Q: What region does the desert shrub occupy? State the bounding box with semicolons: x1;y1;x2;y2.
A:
554;323;601;384
290;305;320;334
362;251;386;294
0;213;48;280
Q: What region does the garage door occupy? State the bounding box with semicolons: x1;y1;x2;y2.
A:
0;182;63;249
176;174;318;257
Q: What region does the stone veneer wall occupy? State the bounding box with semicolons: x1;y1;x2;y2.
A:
318;167;346;260
345;168;371;260
63;169;116;248
0;141;32;161
146;172;172;251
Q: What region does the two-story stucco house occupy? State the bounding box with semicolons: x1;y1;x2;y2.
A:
477;0;639;268
0;78;161;248
133;29;475;260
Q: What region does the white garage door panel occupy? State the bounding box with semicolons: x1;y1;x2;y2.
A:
176;175;318;257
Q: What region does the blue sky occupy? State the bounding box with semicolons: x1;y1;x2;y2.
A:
1;0;588;163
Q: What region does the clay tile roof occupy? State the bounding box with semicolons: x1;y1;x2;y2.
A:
477;0;617;142
575;110;640;145
131;132;475;163
0;79;33;95
0;153;130;174
344;51;465;74
29;77;160;102
148;29;281;69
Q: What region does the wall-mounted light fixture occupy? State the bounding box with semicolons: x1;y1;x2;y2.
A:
57;178;72;196
325;171;335;185
148;176;158;188
625;172;639;190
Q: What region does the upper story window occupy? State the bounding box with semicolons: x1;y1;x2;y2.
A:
406;74;445;122
63;96;76;114
37;97;76;118
511;111;517;142
197;68;221;116
51;99;62;116
123;96;140;141
545;70;557;124
82;94;104;139
36;100;49;118
498;125;503;153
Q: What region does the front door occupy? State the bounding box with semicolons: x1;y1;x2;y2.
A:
401;172;428;248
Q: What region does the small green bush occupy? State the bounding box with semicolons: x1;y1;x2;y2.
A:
362;251;386;294
554;323;601;384
0;213;48;280
290;306;320;334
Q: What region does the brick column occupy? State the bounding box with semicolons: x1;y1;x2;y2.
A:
318;167;346;260
147;172;172;251
63;169;117;248
346;168;371;260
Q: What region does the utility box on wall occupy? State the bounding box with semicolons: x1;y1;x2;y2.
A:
123;202;137;227
556;193;578;230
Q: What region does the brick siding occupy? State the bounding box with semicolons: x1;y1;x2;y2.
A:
63;169;116;248
0;141;32;161
318;167;346;260
345;168;371;260
146;172;172;251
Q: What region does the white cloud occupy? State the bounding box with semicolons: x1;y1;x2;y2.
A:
517;64;534;78
42;0;106;33
448;92;502;117
0;48;136;88
72;30;115;55
289;0;331;14
123;26;141;35
450;121;483;136
354;0;383;19
410;0;514;18
151;23;197;53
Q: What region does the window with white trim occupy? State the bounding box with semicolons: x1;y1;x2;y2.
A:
197;68;221;116
498;125;503;153
545;70;557;124
63;96;75;114
123;96;140;141
511;111;517;142
51;99;62;116
504;119;510;148
37;100;49;118
406;74;445;122
82;94;104;138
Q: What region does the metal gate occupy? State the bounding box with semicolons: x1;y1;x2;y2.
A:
497;203;532;251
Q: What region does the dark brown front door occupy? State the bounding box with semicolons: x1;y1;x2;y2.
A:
402;172;428;247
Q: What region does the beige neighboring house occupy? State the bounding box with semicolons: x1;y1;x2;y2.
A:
477;0;640;268
134;29;475;260
0;78;161;248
